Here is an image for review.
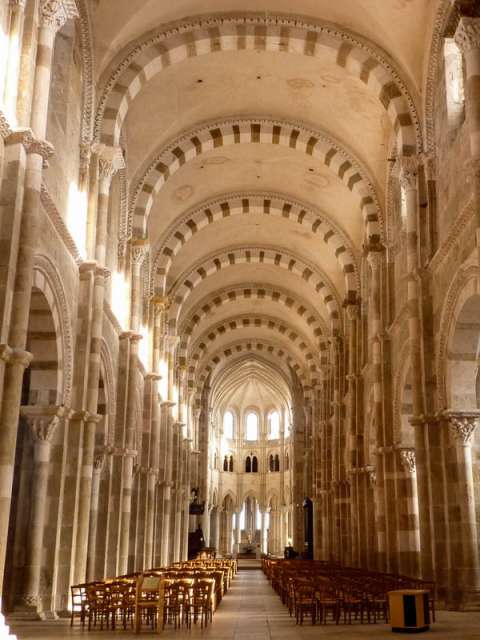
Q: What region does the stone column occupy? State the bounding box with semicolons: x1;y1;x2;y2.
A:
395;156;434;581
397;448;421;577
144;374;161;569
19;406;63;615
455;16;480;261
86;454;105;582
260;511;266;555
366;246;388;570
445;411;480;604
235;509;242;554
2;0;27;122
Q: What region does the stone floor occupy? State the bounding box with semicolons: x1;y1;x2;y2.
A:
10;564;480;639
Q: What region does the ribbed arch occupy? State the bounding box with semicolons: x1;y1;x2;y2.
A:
133;118;382;241
152;192;360;298
165;245;342;333
183;314;325;379
178;285;328;357
96;14;419;155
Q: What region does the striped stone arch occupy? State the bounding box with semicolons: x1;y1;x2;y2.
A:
183;314;325;375
165;246;342;332
132;119;381;242
32;256;74;406
153;192;360;298
96;14;420;156
188;338;315;395
178;283;328;355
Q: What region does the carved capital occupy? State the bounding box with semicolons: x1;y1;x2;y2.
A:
93;454;105;472
365;245;384;272
366;466;376;488
39;0;78;32
117;237;129;261
344;300;360;321
444;411;479;445
21;405;65;442
151;295;170;314
98;146;125;182
393;155;420;191
455;16;480;54
130;238;149;266
398;448;416;473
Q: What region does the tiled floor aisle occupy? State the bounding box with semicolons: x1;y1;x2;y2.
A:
10;568;480;639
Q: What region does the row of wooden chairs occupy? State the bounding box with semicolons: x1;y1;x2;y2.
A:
263;559;435;626
71;557;236;633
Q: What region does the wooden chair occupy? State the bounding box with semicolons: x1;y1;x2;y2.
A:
134;574;165;633
294;581;316;625
191;578;214;628
70;583;88;627
85;582;109;631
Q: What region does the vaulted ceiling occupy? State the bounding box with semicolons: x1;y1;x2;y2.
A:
92;0;441;402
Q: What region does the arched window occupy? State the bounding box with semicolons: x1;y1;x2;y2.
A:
245;456;251;473
229;455;234;472
269;454;274;472
268;410;280;439
245;411;258;440
285;452;289;471
274;454;280;472
223;410;234;438
252;456;258;473
223;456;228;471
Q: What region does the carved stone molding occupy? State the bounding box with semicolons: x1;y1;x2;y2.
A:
399;448;416;473
455;16;480;53
366;466;376;488
444;410;480;445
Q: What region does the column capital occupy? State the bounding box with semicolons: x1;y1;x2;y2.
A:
365;466;376;488
93;453;105;472
393;155;421;190
39;0;78;32
455;16;480;54
151;295;170;312
398;447;416;473
98;145;125;181
21;404;65;441
364;243;385;270
344;299;360;320
130;238;149;266
9;348;33;368
9;0;27;9
444;410;480;445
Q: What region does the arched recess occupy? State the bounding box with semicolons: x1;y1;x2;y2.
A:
96;14;419;155
178;283;328;352
133;120;382;241
184;314;325;374
152;192;360;298
30;257;74;406
165;246;342;332
4;259;70;611
437;266;480;408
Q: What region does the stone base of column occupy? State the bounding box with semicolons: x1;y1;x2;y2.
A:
456;588;480;611
7;604;45;621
